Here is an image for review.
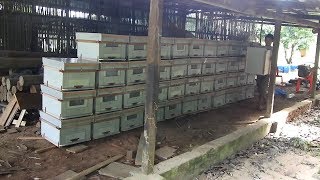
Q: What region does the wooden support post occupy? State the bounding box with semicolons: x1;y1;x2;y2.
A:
141;0;163;175
311;27;320;99
265;21;282;118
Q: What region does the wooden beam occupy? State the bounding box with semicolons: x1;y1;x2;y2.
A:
141;0;163;175
265;21;282;118
193;0;320;29
311;26;320;98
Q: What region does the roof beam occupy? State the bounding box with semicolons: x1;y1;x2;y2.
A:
193;0;320;28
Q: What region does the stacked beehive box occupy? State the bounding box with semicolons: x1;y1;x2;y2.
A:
40;33;256;147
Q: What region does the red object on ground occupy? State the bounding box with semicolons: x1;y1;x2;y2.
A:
296;71;313;93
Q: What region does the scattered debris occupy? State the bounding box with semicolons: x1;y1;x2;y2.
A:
99;162;140;179
126;150;134;162
28;157;41;160
35;121;41;128
17;144;28;151
155;146;177;160
7;128;18;134
17;136;44;140
34;145;56;154
66;145;89;154
0;128;6;133
50;170;78;180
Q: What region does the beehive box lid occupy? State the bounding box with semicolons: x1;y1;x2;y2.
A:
129;36;147;43
205;40;218;46
215;90;226;96
187;77;201;83
41;85;96;100
76;32;129;43
170;79;186;86
100;62;128;70
160;81;170;88
122;106;145;114
225;87;238;94
183;95;199;102
160;60;172;66
172;59;188;65
174;38;191;44
128;61;146;68
97;87;124;96
95;111;121;122
202;75;215;81
189;58;204;64
125;84;145;92
190;38;206;45
43;57;99;71
161;37;174;44
40;110;93;128
228;72;239;77
166;98;183;105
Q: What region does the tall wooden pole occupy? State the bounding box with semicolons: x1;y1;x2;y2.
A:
311;27;320;99
265;21;282;118
141;0;163;174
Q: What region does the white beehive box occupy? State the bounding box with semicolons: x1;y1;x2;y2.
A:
43;58;98;91
95;87;123;114
215;75;227;91
127;61;146;85
217;41;229;56
204;40;218;57
228;41;242;56
171;59;188;79
124;84;145;108
245;47;272;75
200;76;215;93
93;112;120;139
160;60;172;81
227;58;239;72
173;38;190;58
159;81;169;102
185;77;201;96
226;73;238;88
165;99;182;119
202;58;216;75
226;88;238;104
238;73;247;86
121;107;144;131
213;90;226;108
161;37;174;59
40;111;92;147
247;74;256;85
76;33;129;60
168;79;185;99
41;85;95;119
182;95;198;114
239;57;246;71
98;62;127;88
246;85;255;99
128;36;147;60
187;58;203;76
189;39;205;57
198;93;213;111
215;61;228;74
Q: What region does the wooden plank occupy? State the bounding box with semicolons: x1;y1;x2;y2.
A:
266;20;282;117
0;97;17;126
34;145;56;154
15;93;41;110
66;154;124;180
311;23;320;98
14;109;27;128
17;136;44;140
5;103;19;127
142;0;163;174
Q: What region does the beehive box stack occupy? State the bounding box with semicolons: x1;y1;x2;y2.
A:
40;33;256;147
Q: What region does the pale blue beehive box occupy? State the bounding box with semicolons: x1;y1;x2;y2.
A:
93;112;120;139
98;62;127;88
95;87;123;114
121;106;144;131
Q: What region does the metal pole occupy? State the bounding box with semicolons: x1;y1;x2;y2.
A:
265;21;282;118
311;26;320;98
141;0;163;174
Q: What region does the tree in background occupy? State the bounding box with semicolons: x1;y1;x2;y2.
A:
256;25;314;64
281;26;314;64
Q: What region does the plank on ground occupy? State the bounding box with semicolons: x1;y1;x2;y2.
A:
0;97;17;126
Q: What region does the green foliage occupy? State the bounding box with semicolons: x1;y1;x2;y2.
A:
255;24;274;43
281;26;314;50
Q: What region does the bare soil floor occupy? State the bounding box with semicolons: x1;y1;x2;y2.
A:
199;106;320;180
0;86;312;179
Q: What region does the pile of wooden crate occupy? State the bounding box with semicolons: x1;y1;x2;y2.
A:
40;33;256;147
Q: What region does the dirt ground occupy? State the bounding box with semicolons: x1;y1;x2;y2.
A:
198;106;320;180
0;85;313;179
